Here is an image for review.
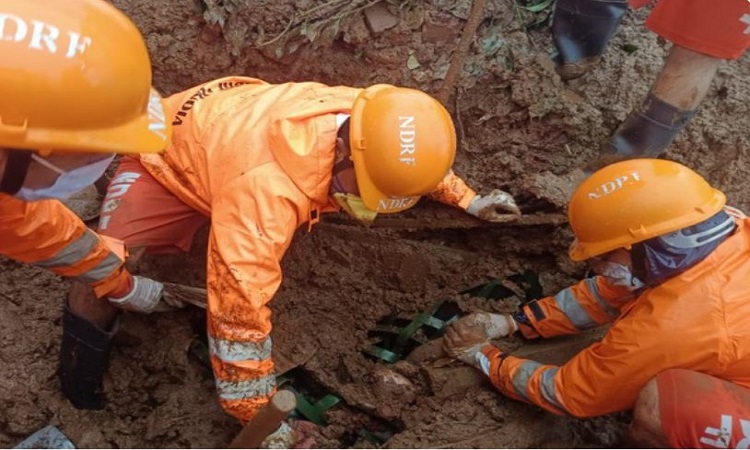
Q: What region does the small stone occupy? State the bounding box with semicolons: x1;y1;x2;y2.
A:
364;2;399;34
422;22;457;43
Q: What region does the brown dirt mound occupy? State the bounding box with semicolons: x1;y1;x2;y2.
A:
1;0;748;447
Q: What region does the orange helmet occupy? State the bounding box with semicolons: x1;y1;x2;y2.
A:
349;85;456;213
568;159;726;261
0;0;170;154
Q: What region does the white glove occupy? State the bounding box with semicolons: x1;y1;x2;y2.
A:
108;276;185;313
457;312;518;339
261;421;295;449
466;189;521;221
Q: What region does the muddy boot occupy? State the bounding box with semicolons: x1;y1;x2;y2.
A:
582;92;697;173
551;0;628;80
59;303;119;410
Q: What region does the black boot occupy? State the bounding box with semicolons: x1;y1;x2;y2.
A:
59;304;119;410
583;92;697;173
552;0;628;80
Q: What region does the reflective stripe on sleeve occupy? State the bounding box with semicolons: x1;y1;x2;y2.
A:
539;367;567;413
584;278;620;319
75;252;121;284
209;335;273;362
511;360;543;400
33;230;98;269
216;373;276;401
554;287;597;330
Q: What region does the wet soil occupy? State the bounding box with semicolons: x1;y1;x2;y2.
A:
1;0;748;447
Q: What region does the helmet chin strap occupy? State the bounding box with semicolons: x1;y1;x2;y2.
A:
0;150;33;195
330;154;355;194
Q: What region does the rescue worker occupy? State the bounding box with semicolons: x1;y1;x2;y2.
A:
64;76;522;445
445;158;750;448
0;0;172;409
551;0;750;173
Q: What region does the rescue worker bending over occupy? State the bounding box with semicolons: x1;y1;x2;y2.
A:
551;0;750;173
63;76;521;446
446;159;750;448
0;0;171;405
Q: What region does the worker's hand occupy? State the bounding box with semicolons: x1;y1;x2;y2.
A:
261;420;319;449
444;319;487;367
452;312;517;340
107;276;185;313
466;189;521;221
444;313;516;366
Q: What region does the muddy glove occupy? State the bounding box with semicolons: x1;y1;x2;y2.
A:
583;92;697;173
107;276;185;313
459;312;518;339
552;0;628;80
261;420;318;449
466;190;521;221
59;303;118;410
444;313;516;368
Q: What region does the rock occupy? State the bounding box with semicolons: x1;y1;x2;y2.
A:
371;367;417;405
422;22;458;43
423;365;488;397
364;2;399;34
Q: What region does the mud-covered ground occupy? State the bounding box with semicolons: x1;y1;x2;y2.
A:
1;0;749;447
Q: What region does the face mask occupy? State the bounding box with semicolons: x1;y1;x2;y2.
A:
15;154;115;201
598;261;645;291
333;193;378;224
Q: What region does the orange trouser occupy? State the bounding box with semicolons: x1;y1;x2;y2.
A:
658;369;750;448
98;156;208;253
645;0;750;59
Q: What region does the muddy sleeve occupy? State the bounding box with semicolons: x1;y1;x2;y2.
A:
486;309;679;417
426;169;478;210
516;277;636;339
0;194;130;297
205;174;301;422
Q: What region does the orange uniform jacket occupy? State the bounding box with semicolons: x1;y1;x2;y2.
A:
0;194;128;296
136;76;477;421
486;216;750;418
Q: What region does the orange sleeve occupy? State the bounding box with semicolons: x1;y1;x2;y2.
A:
517;277;636;339
427;169;477;210
0;194;129;297
205;171;301;422
485;304;697;418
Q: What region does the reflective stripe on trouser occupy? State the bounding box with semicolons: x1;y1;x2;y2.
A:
512;360;567;414
31;229;122;284
554;285;597;330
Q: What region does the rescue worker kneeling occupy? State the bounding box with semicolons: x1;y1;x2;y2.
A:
64;77;521;446
0;0;172;416
445;159;750;448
